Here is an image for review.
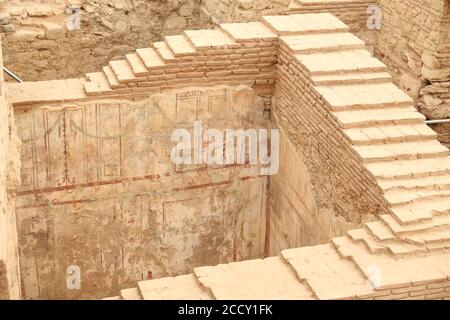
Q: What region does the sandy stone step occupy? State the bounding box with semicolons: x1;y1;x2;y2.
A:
102;66;125;89
316;83;414;111
367;157;450;180
84;72;113;96
164;35;197;57
297;49;387;76
385;189;450;207
311;72;392;86
138;274;212;300
152;41;178;62
343;124;437;146
353;140;449;163
378;175;450;192
220;21;278;42
262;13;349;35
120;287;143;300
135;48;166;70
281;244;374;299
102;296;121;300
332;108;425;129
194;257;314;299
347;229;388;254
389;197;450;224
183;29;239;50
109;60;136;83
125;53;149;76
380;213;450;234
280;32;365;54
365;221;396;241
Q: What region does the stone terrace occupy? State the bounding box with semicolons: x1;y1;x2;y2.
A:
6;13;450;300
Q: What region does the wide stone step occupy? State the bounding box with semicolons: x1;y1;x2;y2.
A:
380;213;450;234
316;83;414;111
385;189;450;207
353;140;449;163
280;32;366;54
389;198;450;224
311;72;392;86
332;108;425;129
343;124;437;146
379;175;450;192
367;157;450;180
220;21;278;42
262;13;349;36
297;49;387;76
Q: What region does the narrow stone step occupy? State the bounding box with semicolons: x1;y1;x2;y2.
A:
365;221;396;241
297;49;387;76
332;108;425;129
152;41;178;62
102;66;125;88
183;29;239;50
316;83;414;111
136;48;166;69
367;157;450;180
262;13;349;36
164;35;197;57
343;124;437;146
109;60;136;83
125;53;149;76
120;287;143;300
353;140;449;163
280;32;365;54
312;72;392;86
347;229;388;254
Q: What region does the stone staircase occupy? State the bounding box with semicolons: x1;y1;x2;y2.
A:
7;13;450;300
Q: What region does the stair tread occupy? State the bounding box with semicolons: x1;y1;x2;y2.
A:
333;108;425;129
102;66;124;88
263;13;349;35
184;29;239;50
280;32;365;53
353;140;449;163
367;157;450;180
297;49;387;75
317;83;414;110
379;175;450;191
120;287;143;300
165;35;197;56
152;41;178;62
343;124;437;145
125;53;149;76
220;21;278;41
109;60;136;82
312;71;391;85
136;48;166;69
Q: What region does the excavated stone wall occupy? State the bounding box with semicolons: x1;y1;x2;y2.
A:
13;85;269;299
1;0;202;81
376;0;450;146
0;40;22;300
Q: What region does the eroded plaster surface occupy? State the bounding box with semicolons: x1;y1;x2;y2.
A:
14;85;269;299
